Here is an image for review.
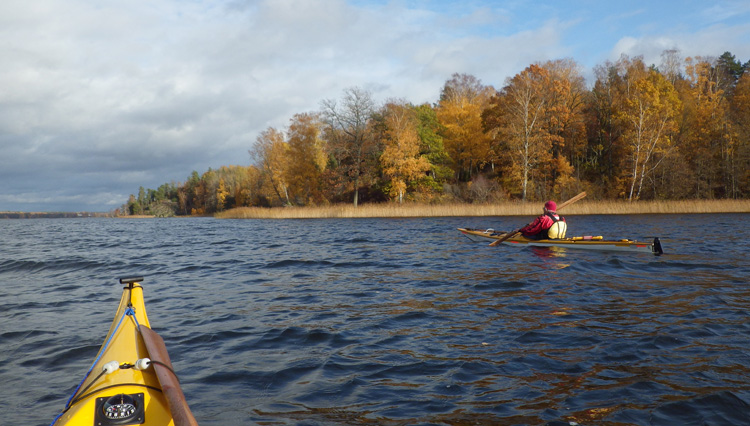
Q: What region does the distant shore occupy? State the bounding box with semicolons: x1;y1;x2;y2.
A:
0;212;110;219
5;199;748;220
215;199;750;219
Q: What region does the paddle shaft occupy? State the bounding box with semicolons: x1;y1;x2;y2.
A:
554;191;587;211
489;191;586;247
488;228;522;247
140;325;199;426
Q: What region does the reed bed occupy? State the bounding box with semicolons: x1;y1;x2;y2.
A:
216;199;750;219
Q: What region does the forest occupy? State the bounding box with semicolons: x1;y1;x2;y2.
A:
118;51;750;217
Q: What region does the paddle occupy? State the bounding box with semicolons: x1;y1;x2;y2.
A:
140;325;199;426
489;191;587;247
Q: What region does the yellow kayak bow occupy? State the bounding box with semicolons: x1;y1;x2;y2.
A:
50;277;198;426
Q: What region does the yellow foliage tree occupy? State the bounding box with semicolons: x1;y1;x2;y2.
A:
250;127;292;206
216;178;228;211
616;57;681;200
215;165;261;208
484;64;554;200
730;72;750;195
379;101;431;203
436;73;494;181
285;113;327;205
542;59;587;199
682;57;735;198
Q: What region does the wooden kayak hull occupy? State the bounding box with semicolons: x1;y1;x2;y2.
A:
458;228;663;255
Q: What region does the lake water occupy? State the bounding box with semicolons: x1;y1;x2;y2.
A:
2;214;749;426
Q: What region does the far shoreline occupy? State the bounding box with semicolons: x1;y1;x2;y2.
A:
214;199;750;219
4;199;749;220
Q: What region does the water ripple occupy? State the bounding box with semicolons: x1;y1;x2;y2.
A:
2;215;749;425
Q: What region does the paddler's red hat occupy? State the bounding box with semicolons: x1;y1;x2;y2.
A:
544;200;557;211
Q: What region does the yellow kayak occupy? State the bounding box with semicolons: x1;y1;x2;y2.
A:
50;277;198;426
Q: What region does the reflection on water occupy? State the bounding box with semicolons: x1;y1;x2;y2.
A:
529;247;572;271
1;214;749;425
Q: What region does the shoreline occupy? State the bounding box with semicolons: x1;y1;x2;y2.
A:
215;199;750;219
4;199;748;220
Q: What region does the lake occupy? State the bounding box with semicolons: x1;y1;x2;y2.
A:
2;214;749;425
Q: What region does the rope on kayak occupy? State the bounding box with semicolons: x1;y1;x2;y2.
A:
49;306;138;426
69;307;133;404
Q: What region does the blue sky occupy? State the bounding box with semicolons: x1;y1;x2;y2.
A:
1;0;749;212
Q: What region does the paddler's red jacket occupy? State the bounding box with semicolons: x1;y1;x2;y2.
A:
519;212;564;238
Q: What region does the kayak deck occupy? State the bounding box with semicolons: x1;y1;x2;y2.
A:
50;277;197;426
458;228;663;255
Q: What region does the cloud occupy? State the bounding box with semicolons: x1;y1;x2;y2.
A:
609;20;750;67
1;0;749;212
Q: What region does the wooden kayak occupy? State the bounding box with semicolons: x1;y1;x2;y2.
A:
50;277;198;426
458;228;663;255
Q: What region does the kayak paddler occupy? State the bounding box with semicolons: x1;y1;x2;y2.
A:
518;200;567;240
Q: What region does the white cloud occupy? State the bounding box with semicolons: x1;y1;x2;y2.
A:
0;0;748;211
610;20;750;67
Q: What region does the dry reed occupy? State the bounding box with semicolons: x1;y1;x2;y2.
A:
216;199;750;219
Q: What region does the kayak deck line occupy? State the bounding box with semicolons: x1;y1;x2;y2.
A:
50;276;198;426
458;228;664;255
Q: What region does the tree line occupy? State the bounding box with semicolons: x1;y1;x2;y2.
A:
118;50;750;216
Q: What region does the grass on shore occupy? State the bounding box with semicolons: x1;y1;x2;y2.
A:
215;199;750;219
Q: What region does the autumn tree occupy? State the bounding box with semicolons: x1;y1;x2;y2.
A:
616;56;681;200
660;49;683;85
436;73;495;181
714;52;750;197
414;104;451;185
233;166;262;207
199;168;220;213
178;171;201;215
285;113;327;205
585;62;627;195
726;64;750;197
484;65;554;200
537;59;587;198
250;127;292;206
214;178;226;211
717;51;745;93
379;101;431;203
587;59;658;198
213;165;261;210
129;166;259;216
124;51;750;213
321;87;379;207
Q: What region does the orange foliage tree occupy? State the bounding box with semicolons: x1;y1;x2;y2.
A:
536;59;587;198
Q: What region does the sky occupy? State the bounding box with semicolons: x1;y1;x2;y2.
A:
1;0;749;212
